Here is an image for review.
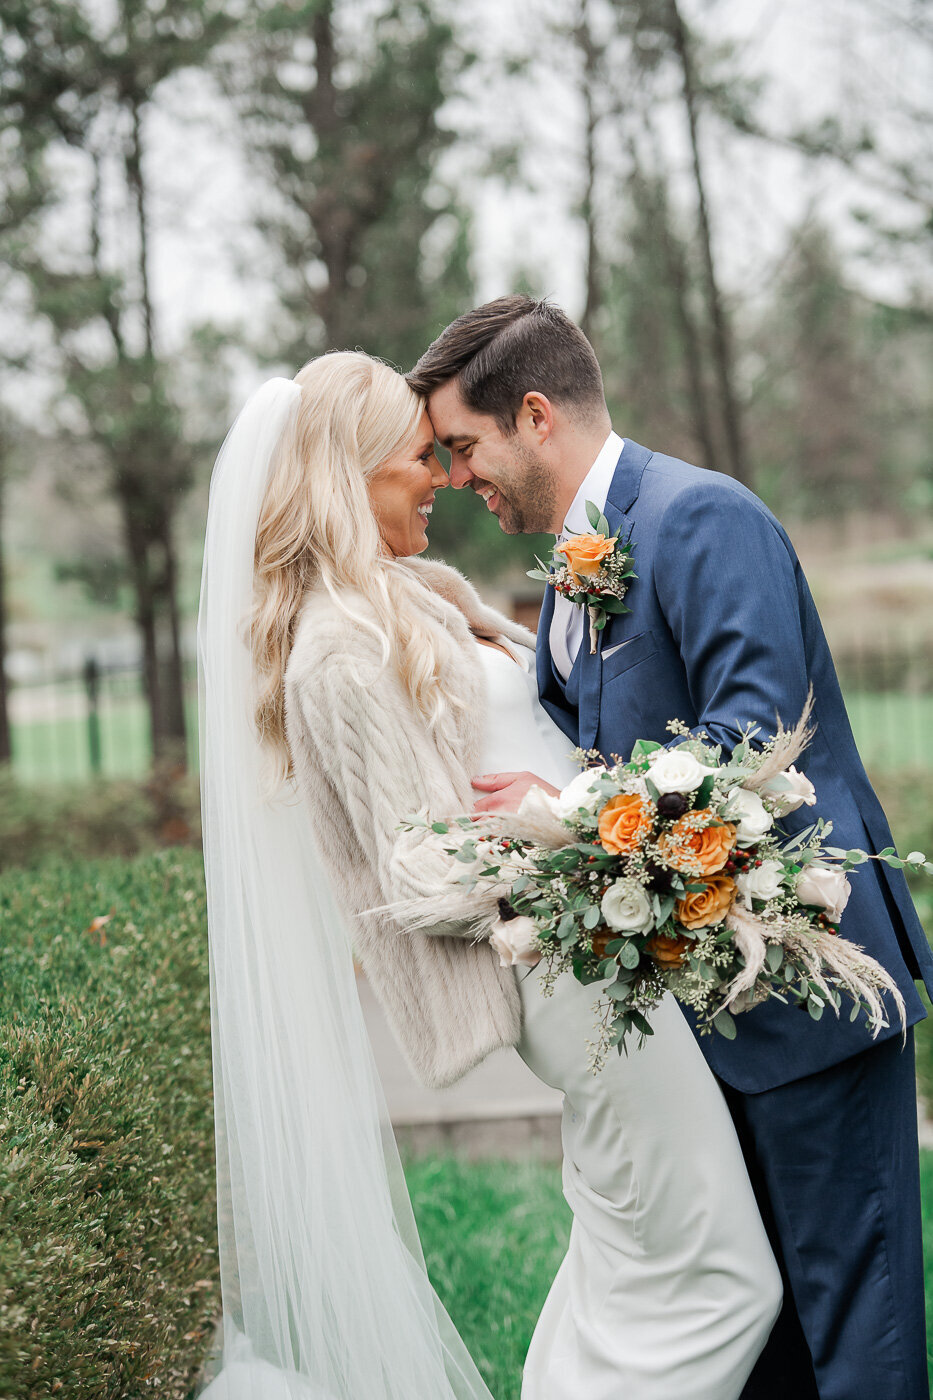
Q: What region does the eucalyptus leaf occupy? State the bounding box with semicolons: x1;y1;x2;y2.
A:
583;904;601;929
585;499;602;530
713;1010;737;1040
655;896;675;926
765;944;784;973
618;941;641;969
557;913;576;941
430;821;449;834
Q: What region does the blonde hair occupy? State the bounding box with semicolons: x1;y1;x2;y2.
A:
251;351;453;778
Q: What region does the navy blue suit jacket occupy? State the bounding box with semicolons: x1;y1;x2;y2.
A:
536;441;933;1093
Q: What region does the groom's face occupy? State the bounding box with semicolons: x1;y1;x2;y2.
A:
428;379;559;535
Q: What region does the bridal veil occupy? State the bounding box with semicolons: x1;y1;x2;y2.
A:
197;377;494;1400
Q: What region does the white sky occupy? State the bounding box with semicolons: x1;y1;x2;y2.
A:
4;0;929;419
130;0;931;367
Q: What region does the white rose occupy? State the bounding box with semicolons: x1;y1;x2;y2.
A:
489;912;542;968
600;880;654;934
724;787;774;846
762;765;817;817
647;747;710;795
736;858;785;907
555;768;608;822
517;785;561;822
795;864;852;923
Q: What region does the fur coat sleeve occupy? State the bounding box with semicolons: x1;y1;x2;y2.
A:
282;557;534;1087
287;622;482;939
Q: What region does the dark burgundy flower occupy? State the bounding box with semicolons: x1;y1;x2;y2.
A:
645;860;675;894
656;792;689;819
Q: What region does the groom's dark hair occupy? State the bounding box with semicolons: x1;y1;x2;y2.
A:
407;295;606;435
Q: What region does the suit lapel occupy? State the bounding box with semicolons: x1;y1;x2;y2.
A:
535;582;578;741
575;440;653;751
535;439;655;751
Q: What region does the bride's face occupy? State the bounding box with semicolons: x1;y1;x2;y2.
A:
368;410;449;558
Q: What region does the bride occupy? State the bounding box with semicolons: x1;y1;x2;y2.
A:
197;351;781;1400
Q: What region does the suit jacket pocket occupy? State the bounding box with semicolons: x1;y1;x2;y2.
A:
600;628;658;683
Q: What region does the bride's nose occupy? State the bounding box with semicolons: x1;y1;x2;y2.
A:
431;454;450;489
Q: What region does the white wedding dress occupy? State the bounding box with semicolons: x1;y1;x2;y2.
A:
476;641;782;1400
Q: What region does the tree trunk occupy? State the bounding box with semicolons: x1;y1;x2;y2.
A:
637;126;718;468
0;458;11;765
124;100;187;765
668;0;751;486
305;0;354;350
125;99;155;358
576;0;602;343
161;519;188;762
124;513;166;761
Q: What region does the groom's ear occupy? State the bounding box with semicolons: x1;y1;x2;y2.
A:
516;391;554;446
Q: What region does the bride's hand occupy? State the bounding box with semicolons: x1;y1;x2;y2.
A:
471;771;560;815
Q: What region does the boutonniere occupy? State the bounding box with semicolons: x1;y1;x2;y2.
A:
528;501;637;654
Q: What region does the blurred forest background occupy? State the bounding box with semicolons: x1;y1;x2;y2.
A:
0;0;930;825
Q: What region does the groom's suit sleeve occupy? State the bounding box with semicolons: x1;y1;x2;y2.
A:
653;479;812;754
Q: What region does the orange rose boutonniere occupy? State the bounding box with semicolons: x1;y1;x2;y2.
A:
528;501;637;654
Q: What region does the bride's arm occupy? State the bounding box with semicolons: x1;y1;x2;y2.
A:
287;647;497;940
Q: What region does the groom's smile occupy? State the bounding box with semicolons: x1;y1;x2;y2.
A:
426;378;559;534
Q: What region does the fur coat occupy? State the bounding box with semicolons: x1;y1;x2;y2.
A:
284;556;537;1089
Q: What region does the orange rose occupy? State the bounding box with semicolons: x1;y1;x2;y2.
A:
598;793;654;855
556;533;615;585
646;931;690;967
675;874;736;931
658;811;737;876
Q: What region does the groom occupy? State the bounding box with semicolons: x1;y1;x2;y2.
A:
409;296;932;1399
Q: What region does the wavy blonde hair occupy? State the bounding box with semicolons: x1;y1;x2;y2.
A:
251;351;455;778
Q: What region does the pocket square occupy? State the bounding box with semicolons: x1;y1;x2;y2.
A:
601;639;634;661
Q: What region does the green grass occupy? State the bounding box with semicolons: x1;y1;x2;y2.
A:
9;688;933;784
1;848;931;1397
10;693;200;784
0;849;218;1398
846;692;933;770
405;1157;570;1398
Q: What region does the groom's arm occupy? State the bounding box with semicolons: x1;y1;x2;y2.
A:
653;479;812;756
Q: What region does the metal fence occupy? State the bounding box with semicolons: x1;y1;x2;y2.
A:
6;639;932;786
8;657;199;785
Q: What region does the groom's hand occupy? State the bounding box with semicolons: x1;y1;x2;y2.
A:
471;772;559;816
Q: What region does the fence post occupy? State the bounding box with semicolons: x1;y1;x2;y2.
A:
83;656;102;777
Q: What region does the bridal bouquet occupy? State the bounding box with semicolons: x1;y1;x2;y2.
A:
400;703;929;1069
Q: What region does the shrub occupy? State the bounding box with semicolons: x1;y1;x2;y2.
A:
0;849;217;1398
0;767;201;872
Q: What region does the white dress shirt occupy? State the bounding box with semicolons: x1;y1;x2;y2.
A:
549;431;625;683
